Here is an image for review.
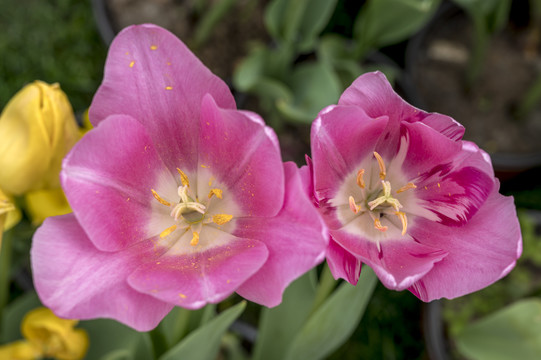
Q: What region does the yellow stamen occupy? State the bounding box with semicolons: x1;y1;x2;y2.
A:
177;168;189;187
160;224;177;238
373;151;386;179
374;218;388;232
190;231;200;246
395;211;408;235
396;182;417;193
213;214;233;225
151;189;171;206
356;169;365;189
349;196;360;214
208;188;223;199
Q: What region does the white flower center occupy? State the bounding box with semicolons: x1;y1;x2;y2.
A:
345;152;416;241
151;168;233;247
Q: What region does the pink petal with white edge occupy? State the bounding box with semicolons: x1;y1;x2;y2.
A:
31;214;173;332
326;237;362;285
339;71;464;141
89;24;235;172
408;185;522;301
235;162;328;307
198;94;284;217
62;115;174;252
331;230;448;290
311;105;387;203
127;237;268;309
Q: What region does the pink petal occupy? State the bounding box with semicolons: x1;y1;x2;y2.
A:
331;230;448;290
62;115;172;251
326;237;362;285
127;238;269;309
311;105;387;204
234;162;328;307
198;94;284;217
31;214;173;332
89;24;235;172
402;122;494;225
339;71;464;140
408;185;522;301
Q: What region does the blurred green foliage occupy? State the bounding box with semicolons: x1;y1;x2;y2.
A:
0;0;107;112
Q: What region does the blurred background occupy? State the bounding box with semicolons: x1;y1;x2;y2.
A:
1;0;541;359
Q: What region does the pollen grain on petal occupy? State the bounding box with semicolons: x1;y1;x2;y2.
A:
151;189;171;206
165;86;173;90
213;214;233;225
129;61;135;68
150;44;158;50
177;168;190;187
160;224;177;238
208;188;223;199
373;151;386;179
396;182;417;193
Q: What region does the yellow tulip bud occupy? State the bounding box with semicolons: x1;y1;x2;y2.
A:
0;81;79;195
21;307;89;360
0;340;37;360
25;188;72;225
0;188;19;249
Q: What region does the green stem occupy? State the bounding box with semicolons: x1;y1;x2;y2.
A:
310;264;337;314
466;16;490;88
149;326;169;360
0;229;13;332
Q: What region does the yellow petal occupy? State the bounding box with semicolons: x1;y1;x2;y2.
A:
0;340;38;360
24;188;72;225
0;81;79;195
22;307;88;360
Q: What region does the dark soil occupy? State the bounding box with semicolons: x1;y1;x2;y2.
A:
408;8;541;159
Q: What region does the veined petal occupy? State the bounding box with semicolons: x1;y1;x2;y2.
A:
330;230;448;290
198;94;284;217
31;214;173;332
339;71;464;140
408;185;522;301
127;236;268;309
235;162;328;307
61;115;175;251
89;24;235;171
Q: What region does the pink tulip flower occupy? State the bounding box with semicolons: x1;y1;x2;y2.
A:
31;24;327;331
309;71;522;301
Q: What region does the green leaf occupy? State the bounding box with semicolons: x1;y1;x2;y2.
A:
1;292;41;343
277;61;341;123
159;301;246;360
455;298;541;360
284;266;378;360
252;271;317;360
233;46;268;91
80;319;153;360
264;0;338;51
157;306;192;348
354;0;441;54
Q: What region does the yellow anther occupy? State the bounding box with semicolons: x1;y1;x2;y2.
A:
373;151;386;179
213;214;233;225
395;211;408;235
190;231;200;246
208;188;223;199
151;189;171;207
356;169;365;189
160;224;177;238
396;182;417;194
374;218;388;232
177;168;189;187
349;196;361;214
